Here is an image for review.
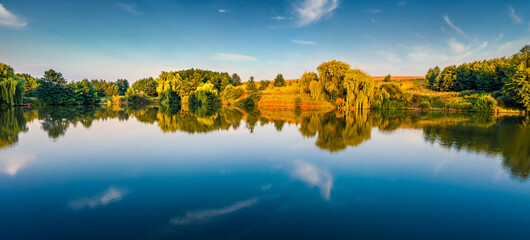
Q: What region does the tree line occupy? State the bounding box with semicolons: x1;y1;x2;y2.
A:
426;45;530;111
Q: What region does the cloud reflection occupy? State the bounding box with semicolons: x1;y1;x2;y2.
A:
1;154;35;176
170;198;258;226
69;187;127;210
293;161;333;200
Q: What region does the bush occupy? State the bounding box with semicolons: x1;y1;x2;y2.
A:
472;95;497;113
445;99;472;111
294;96;302;107
420;101;431;110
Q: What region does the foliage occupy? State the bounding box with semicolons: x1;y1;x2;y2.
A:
259;80;271;90
273;74;286;87
299;72;318;93
317;60;351;98
42;69;67;85
231;73;242;86
188;83;222;116
383;74;391;82
0;62;24;107
132;77;157;97
343;69;375;109
16;73;38;96
309;80;323;101
125;87;151;104
420;101;431;110
116;79;129;95
472;95;497;113
220;85;244;105
505;61;530;111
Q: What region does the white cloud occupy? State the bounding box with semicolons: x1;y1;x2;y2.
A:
295;0;339;26
170;198;258;225
293;161;333;200
214;53;257;61
218;9;228;13
291;39;317;45
69;187;127;210
508;6;522;24
378;51;402;62
0;4;27;27
442;15;464;36
116;3;140;15
270;16;290;20
447;38;470;53
1;154;35;176
370;9;381;14
397;1;406;6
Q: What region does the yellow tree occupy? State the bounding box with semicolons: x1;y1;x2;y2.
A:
342;69;375;110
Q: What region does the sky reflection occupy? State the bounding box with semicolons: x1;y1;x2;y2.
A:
69;187;127;210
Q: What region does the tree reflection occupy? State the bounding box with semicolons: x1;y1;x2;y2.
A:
2;105;529;180
0;108;27;150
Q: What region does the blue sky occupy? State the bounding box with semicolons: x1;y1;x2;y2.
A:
0;0;529;82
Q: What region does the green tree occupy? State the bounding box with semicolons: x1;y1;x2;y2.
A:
317;60;351;98
273;74;285;87
232;73;242;86
383;74;391;82
505;63;530;111
43;69;67;85
426;66;440;89
116;79;129;95
343;69;375;109
132;77;157;97
299;72;318;93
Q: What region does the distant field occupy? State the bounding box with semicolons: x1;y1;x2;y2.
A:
372;76;424;80
258;76;425;82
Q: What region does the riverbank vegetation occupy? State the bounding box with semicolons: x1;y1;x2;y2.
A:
1;45;528;114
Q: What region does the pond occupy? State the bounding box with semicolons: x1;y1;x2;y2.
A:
1;105;530;239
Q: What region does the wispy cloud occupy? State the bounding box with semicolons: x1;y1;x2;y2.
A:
397;1;406;6
218;9;228;13
270;16;291;20
69;187;127;210
370;9;381;14
447;38;470;53
442;15;464;36
508;6;522;24
214;53;257;61
0;4;27;27
170;198;258;225
378;51;402;62
291;39;317;45
295;0;339;26
116;3;140;15
411;32;424;39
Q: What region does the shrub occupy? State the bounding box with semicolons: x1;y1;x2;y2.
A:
420;101;431;110
445;99;472;111
472;95;497;113
294;96;302;107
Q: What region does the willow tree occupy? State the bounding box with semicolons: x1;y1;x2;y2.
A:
316;60;351;98
299;72;318;93
0;63;21;107
342;69;375;110
156;71;182;106
506;63;530;111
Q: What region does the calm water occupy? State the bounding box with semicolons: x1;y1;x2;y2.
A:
1;105;530;239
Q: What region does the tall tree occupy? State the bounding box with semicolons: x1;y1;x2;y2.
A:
273;74;285;87
42;69;67;85
231;73;242;86
299;72;318;93
116;79;129;95
316;60;350;98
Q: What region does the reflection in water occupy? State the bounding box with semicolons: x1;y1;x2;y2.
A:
0;108;28;150
1;105;530;179
293;161;333;200
69;187;127;210
170;198;258;226
1;154;35;176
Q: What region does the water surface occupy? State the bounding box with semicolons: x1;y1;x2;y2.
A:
1;106;530;239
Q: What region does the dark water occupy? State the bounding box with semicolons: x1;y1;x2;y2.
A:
1;105;530;239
